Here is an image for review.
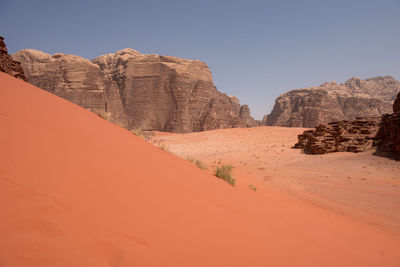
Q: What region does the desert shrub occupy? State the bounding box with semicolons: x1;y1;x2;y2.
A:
215;165;235;186
158;144;172;154
186;157;208;170
248;184;257;191
131;129;154;140
131;129;142;137
195;160;207;170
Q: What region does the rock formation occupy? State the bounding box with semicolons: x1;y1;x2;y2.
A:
394;92;400;113
239;104;260;127
13;48;256;133
376;92;400;160
0;36;27;81
294;118;380;154
266;77;400;128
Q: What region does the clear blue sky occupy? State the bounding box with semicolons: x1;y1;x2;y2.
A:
1;0;399;119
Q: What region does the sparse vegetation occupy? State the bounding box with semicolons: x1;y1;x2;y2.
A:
132;129;154;140
186;157;208;170
215;165;235;186
158;144;172;154
195;160;207;170
248;184;257;191
131;129;142;137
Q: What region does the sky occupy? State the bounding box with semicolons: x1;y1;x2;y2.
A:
1;0;399;119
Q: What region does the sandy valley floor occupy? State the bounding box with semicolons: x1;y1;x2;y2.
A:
151;126;400;235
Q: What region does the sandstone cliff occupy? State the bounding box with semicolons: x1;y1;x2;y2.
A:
376;92;400;160
0;36;27;81
14;48;255;132
266;77;400;128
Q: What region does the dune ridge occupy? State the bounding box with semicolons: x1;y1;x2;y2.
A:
1;72;400;266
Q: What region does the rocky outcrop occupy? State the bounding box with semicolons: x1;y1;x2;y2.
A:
394;92;400;113
294;118;380;154
0;36;27;81
267;77;400;128
14;48;255;133
239;104;260;127
376;93;400;160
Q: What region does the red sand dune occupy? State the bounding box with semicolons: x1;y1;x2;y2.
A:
0;72;400;266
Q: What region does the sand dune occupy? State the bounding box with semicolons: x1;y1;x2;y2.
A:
1;72;400;266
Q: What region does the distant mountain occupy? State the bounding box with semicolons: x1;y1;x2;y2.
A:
13;48;258;133
266;76;400;128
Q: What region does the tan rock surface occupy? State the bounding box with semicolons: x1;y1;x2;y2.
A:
266;77;400;127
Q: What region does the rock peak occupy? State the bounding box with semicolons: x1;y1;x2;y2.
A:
115;48;141;56
16;49;51;58
0;36;27;81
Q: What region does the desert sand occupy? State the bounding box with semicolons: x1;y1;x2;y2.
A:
152;127;400;235
1;71;400;266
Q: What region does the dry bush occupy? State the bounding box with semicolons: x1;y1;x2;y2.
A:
215;165;235;186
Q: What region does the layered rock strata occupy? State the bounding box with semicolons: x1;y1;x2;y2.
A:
13;48;255;132
0;36;27;81
376;93;400;160
267;77;400;127
294;118;380;154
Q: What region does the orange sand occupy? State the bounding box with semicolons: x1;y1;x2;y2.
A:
151;126;400;235
1;72;400;266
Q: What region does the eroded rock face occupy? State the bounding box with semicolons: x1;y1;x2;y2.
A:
294;118;380;154
0;36;27;81
267;77;400;128
376;93;400;160
239;104;260;127
14;48;255;132
394;92;400;113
